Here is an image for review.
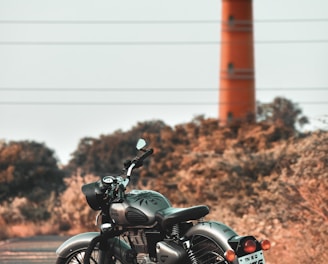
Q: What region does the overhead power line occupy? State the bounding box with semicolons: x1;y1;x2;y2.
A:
0;101;225;106
0;87;328;92
1;40;328;46
0;19;328;24
0;101;326;106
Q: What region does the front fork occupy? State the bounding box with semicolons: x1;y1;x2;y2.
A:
98;239;116;264
83;233;136;264
83;234;104;264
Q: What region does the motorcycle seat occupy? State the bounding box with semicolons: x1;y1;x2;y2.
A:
155;205;209;230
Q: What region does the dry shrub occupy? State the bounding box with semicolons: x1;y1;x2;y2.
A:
0;172;100;239
1;116;327;264
0;217;8;240
140;126;327;264
53;172;100;235
6;222;56;238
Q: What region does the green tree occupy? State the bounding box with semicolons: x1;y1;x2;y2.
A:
257;97;309;130
66;120;168;175
0;141;64;203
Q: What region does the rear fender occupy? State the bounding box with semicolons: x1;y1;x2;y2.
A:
184;221;239;263
185;221;238;250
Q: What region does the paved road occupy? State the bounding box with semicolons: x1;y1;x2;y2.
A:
0;235;70;264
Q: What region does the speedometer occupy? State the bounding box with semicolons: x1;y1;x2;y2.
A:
102;176;114;184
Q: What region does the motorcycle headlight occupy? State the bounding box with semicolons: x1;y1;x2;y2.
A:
81;181;104;210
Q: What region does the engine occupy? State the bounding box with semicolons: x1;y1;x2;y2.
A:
121;228;188;264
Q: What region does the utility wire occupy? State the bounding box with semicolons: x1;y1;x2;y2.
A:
0;101;326;106
0;19;328;24
0;102;226;106
0;40;327;46
0;87;328;92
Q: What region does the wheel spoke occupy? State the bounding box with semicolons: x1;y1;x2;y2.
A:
190;235;226;264
57;249;127;264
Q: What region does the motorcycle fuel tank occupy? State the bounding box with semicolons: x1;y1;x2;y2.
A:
110;190;171;226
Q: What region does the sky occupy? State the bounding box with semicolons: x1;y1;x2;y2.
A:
0;0;328;164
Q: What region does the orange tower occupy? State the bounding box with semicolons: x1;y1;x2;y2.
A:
219;0;255;124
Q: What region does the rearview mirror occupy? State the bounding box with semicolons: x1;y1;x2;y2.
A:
136;138;146;150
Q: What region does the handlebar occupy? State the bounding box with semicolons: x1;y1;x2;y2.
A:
127;148;153;176
100;147;153;195
83;140;153;209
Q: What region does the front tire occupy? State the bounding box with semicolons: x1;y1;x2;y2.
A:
56;246;100;264
56;246;124;264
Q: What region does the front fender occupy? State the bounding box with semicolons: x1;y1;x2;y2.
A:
56;232;99;258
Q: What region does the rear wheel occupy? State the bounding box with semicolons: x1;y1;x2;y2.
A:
189;234;227;264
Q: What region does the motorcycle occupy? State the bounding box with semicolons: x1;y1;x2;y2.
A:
56;138;270;264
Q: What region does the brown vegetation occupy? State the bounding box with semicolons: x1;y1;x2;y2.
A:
0;98;326;263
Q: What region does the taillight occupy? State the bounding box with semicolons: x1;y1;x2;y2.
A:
224;249;236;262
243;239;257;254
261;239;271;251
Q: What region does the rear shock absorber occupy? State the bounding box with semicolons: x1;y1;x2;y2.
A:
183;240;199;264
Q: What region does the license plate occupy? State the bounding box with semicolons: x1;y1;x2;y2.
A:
238;250;265;264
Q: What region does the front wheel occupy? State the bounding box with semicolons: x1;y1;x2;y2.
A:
56;233;133;264
56;246;99;264
56;245;124;264
189;234;228;264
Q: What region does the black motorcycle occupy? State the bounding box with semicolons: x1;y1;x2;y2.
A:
56;138;270;264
